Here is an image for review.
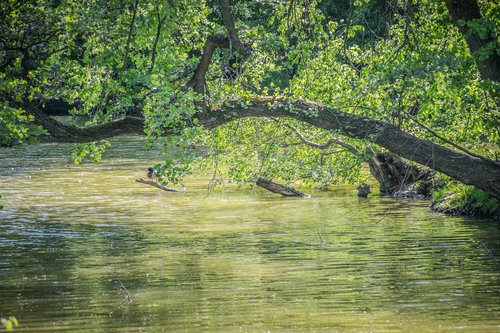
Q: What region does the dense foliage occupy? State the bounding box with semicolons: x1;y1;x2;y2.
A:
0;0;498;188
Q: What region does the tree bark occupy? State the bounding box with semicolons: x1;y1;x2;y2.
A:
367;151;432;195
185;34;230;93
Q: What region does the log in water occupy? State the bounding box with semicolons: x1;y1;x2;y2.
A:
256;177;310;198
135;178;183;192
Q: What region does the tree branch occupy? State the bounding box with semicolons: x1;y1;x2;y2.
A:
148;2;167;72
135;178;182;192
185;34;229;93
219;0;252;56
286;124;359;154
185;0;252;94
29;107;144;142
256;177;310;198
406;113;500;167
120;0;139;73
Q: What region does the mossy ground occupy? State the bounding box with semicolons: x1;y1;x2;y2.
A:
431;183;499;219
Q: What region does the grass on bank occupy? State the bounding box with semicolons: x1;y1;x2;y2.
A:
432;183;499;218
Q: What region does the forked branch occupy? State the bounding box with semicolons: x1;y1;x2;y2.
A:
185;0;252;94
286;124;359;154
220;0;252;56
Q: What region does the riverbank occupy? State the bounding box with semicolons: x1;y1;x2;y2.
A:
431;184;500;219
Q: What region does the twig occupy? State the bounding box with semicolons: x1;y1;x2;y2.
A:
118;280;132;305
375;207;394;224
316;229;325;244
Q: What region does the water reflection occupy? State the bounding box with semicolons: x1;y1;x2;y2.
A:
0;137;499;332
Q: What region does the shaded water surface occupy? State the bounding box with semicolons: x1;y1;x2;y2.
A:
1;137;499;332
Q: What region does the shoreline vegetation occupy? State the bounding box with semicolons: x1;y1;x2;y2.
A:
431;184;500;219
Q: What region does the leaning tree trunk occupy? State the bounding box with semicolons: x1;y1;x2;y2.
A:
28;96;500;200
204;97;500;199
445;0;499;83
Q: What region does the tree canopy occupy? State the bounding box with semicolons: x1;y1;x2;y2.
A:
1;0;499;198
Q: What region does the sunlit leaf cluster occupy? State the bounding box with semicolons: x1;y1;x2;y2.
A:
70;140;111;164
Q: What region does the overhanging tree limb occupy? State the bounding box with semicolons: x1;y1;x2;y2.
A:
30;96;500;199
31;107;144;142
285;123;431;196
203;97;500;199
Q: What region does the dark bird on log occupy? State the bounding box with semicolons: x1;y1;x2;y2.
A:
147;167;156;182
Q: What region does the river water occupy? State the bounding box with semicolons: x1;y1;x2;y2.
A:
0;136;499;332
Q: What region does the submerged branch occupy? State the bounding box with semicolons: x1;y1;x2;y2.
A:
135;178;183;192
256;177;310;198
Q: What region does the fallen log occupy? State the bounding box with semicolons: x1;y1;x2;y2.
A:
256;178;310;198
135;178;183;192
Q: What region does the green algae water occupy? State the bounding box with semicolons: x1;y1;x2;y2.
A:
1;137;499;332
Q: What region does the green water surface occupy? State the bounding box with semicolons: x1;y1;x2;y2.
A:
0;137;499;332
